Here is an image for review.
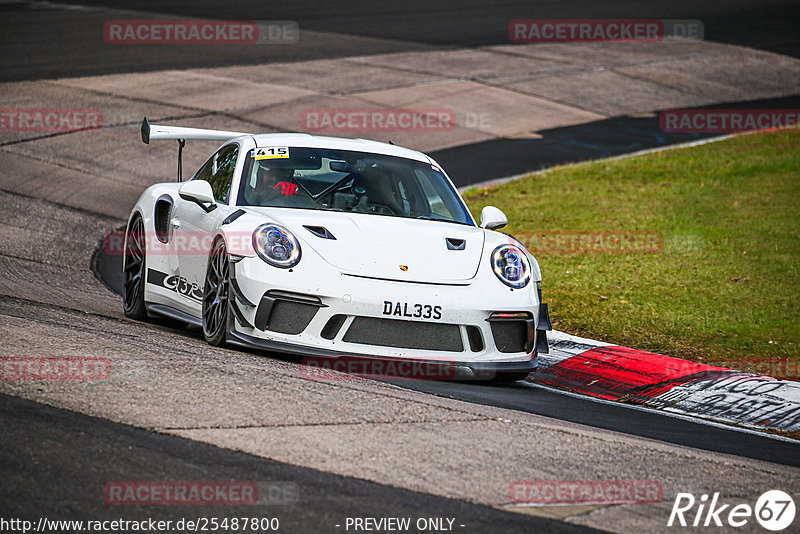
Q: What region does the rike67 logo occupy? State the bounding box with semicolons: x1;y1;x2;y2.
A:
669;490;795;531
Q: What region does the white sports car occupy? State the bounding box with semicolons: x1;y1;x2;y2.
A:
123;118;551;381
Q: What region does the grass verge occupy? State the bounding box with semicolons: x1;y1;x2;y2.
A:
464;129;800;374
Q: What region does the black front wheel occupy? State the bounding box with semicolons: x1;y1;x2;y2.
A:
202;238;230;346
122;216;148;320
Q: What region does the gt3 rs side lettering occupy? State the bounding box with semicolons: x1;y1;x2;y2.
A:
147;269;203;302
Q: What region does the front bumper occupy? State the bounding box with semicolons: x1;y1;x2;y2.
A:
226;328;539;378
228;252;550;368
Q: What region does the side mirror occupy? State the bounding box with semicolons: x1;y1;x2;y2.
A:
480;206;508;230
179;180;217;212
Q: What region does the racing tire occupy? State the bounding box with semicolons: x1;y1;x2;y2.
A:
202;238;230;346
122;215;148;320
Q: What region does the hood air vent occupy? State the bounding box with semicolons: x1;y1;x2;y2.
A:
304;225;336;240
445;237;466;250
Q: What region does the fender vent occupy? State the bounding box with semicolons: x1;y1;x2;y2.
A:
154;197;172;244
222;209;246;225
304;225;336;240
446;238;465;250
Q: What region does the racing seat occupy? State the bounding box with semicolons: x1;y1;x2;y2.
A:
350;169;404;215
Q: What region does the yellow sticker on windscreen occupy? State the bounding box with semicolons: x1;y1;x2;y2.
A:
252;147;289;159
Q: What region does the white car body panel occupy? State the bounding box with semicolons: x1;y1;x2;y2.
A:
125;119;549;375
248;208;485;284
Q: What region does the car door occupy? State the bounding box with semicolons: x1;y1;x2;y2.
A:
171;143;240;309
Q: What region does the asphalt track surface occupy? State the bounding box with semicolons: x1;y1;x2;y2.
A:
92;235;800;469
0;393;603;533
434;95;800;186
389;380;800;468
1;0;798;81
3;1;800;532
3;0;798;187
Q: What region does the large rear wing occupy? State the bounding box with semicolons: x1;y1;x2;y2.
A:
140;117;250;181
141;116;249;143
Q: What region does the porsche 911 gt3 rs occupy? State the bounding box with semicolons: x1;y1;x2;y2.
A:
123;118;551;381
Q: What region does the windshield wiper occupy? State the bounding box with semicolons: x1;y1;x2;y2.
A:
416;215;473;226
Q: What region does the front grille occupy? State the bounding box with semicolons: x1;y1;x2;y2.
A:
266;300;318;334
343;317;463;352
490;321;528;353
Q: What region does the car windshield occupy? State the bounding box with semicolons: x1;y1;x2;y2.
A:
236;146;474;226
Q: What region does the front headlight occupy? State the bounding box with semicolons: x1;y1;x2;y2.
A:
253;224;301;268
491;244;531;288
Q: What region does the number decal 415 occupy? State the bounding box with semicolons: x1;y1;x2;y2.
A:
252;147;289;160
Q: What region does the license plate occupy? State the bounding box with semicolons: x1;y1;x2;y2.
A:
383;301;442;320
